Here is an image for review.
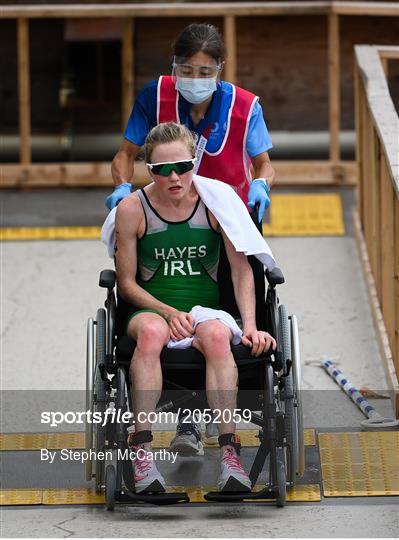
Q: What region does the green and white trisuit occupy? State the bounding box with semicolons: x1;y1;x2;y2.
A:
127;188;221;323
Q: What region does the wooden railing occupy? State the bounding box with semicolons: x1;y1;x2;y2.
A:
354;45;399;414
1;2;398;188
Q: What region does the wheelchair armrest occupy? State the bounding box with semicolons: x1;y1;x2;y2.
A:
265;267;285;286
99;269;116;289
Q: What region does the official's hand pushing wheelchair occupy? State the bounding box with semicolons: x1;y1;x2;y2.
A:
85;223;304;510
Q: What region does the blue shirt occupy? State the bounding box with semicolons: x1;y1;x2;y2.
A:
124;80;273;157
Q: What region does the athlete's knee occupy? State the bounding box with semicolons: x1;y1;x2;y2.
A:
135;321;168;356
198;322;231;357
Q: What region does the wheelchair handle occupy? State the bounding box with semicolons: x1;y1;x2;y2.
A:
250;202;263;233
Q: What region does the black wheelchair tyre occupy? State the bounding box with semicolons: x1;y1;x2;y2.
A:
264;364;279;490
95;309;106;398
105;464;116;511
94;308;107;492
278;304;297;486
275;447;287;507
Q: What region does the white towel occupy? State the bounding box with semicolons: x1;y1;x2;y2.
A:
193;175;275;269
101;174;276;269
167;306;242;349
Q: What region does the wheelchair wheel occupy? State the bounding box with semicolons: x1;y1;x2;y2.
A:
85;317;95;482
94;308;107;493
278;305;297;487
291;314;305;478
105;464;116;511
275;447;287;507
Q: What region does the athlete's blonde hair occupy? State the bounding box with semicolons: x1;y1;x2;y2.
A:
144;122;196;163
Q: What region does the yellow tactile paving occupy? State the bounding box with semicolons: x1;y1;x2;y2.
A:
236;430;259;446
152;431;174;448
46;432;85;450
263;194;344;236
0;194;344;241
0;432;85;451
0;226;101;241
0;489;42;506
0;433;48;451
286;484;321;502
319;432;399;497
1;428;316;451
304;428;316;446
170;486;207;503
42;488;105;505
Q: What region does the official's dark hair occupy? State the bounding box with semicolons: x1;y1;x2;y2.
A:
172;23;226;63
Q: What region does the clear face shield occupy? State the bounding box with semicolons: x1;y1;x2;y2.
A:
171;56;222;104
171;56;222;80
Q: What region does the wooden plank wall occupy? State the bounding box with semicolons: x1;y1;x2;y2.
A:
223;15;237;84
2;10;398;131
328;12;340;161
121;18;134;129
17;18;31;164
1;3;399;187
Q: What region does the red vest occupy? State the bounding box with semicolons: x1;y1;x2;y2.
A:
156;76;257;203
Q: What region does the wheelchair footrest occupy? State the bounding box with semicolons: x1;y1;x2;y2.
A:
204;487;275;502
117;490;189;505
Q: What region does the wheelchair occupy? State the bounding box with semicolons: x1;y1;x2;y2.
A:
85;231;304;510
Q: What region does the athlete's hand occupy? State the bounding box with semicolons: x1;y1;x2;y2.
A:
166;311;195;341
241;325;276;357
106;183;133;210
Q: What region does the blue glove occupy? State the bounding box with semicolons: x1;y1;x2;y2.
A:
247;178;271;222
106;183;133;210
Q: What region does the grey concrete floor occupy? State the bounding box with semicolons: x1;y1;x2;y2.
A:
1;187;397;537
1;502;398;538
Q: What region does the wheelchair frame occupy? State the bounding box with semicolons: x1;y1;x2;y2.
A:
85;261;304;510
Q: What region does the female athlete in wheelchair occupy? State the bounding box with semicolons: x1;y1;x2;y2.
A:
86;122;304;509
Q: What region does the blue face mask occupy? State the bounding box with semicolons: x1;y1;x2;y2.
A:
175;76;217;104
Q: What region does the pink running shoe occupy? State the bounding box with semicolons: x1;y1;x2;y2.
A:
132;446;166;493
218;447;252;492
